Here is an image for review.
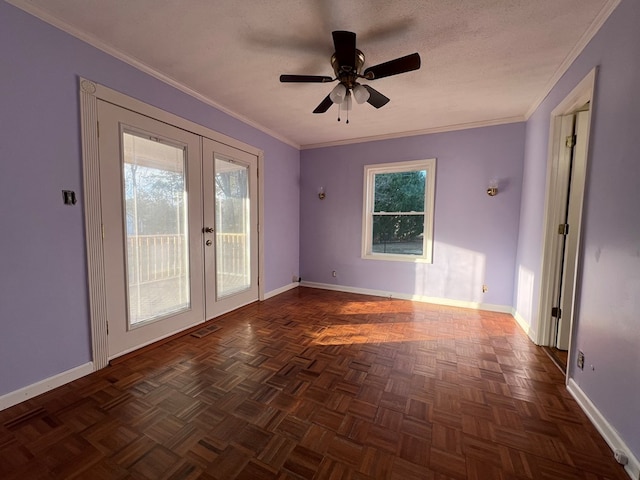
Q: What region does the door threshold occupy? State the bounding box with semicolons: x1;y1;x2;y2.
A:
542;346;567;374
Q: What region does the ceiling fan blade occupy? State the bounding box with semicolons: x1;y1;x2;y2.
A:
332;30;357;70
363;85;390;109
364;52;421;80
280;74;333;83
313;95;334;114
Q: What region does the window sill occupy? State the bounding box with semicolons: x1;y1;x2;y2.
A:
361;253;433;264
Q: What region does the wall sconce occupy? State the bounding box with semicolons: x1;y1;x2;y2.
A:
487;179;498;197
318;187;326;200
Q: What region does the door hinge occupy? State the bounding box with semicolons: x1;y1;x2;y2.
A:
565;135;576;148
551;307;562;319
101;223;105;239
106;320;109;335
558;223;569;235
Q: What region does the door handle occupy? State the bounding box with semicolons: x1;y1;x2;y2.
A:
203;227;214;233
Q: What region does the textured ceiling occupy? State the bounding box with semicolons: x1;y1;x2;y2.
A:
9;0;618;148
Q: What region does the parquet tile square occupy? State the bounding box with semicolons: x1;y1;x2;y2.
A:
283;444;324;478
429;446;467;479
0;288;629;479
130;444;181;479
235;459;279;480
204;444;252;479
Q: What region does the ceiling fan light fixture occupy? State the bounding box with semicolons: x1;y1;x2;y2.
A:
329;83;347;104
344;91;353;111
280;31;421;116
352;84;370;104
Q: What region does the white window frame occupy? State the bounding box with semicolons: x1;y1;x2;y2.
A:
361;158;436;263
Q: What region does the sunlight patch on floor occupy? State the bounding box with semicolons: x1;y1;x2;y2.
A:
311;321;441;345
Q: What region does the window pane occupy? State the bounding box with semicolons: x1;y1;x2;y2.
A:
374;170;426;212
215;156;250;298
372;214;425;255
123;132;190;326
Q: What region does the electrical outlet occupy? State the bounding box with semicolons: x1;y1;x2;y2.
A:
482;284;488;293
332;270;337;278
577;350;585;370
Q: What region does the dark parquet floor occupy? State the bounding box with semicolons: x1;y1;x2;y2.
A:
0;287;628;479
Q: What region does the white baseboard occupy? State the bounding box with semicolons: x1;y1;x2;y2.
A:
567;379;639;480
0;362;94;411
264;281;299;300
300;281;512;314
511;308;537;343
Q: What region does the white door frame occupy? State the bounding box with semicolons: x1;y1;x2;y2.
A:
79;78;265;370
536;68;596;372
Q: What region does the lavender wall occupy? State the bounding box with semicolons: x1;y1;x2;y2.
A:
514;0;640;458
300;123;525;307
0;2;299;396
3;0;636;461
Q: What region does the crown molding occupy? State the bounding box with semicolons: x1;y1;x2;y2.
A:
6;0;301;150
8;0;620;152
300;115;525;150
525;0;620;119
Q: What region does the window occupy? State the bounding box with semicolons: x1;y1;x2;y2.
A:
362;159;436;262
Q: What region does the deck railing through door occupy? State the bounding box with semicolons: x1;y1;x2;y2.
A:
126;233;246;286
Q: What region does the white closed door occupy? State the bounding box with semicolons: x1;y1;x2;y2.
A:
98;101;204;359
556;110;590;350
202;138;259;319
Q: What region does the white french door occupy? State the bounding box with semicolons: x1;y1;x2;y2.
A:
98;101;204;359
97;100;259;360
203;138;259;319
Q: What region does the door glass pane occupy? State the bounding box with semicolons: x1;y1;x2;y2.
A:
215;155;250;298
123;132;190;326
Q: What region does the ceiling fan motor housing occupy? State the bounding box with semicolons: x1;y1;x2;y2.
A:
331;49;366;88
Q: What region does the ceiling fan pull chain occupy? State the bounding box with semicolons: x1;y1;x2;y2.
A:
337;102;341;122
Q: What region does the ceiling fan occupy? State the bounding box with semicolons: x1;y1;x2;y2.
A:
280;31;421;118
